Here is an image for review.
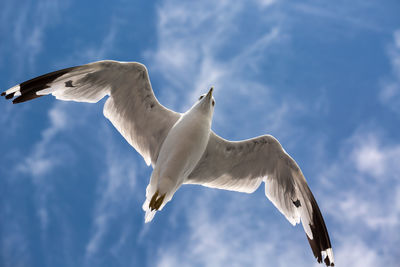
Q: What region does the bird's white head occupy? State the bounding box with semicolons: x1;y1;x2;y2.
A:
193;86;215;117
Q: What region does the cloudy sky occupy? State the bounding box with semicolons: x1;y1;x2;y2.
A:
1;0;399;266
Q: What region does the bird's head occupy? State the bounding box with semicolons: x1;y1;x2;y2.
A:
194;86;215;117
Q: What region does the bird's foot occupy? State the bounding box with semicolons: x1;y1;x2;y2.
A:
149;190;166;211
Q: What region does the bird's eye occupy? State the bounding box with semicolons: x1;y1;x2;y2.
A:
199;95;204;100
212;100;215;106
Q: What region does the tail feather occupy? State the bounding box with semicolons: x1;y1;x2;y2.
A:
145;209;156;223
142;197;157;223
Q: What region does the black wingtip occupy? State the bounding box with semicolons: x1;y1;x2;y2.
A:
5;92;15;99
324;255;334;266
306;192;334;266
2;65;79;104
12;90;44;104
307;235;334;266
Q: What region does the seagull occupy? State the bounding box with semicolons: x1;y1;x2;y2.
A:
2;60;334;266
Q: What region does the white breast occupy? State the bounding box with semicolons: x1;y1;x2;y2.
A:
154;107;212;193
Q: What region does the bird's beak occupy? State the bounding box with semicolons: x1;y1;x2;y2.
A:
206;86;213;98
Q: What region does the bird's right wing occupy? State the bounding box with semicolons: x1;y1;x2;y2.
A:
1;60;181;166
186;132;334;266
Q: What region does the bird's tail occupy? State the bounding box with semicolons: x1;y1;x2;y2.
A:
144;206;156;223
142;177;159;223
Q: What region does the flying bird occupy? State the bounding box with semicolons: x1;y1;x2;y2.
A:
2;60;334;266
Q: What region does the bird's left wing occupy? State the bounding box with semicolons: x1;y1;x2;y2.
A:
186;132;334;266
1;60;180;166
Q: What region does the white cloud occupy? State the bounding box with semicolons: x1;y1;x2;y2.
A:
0;220;31;267
291;2;384;33
0;0;68;74
380;29;400;114
9;11;124;235
147;0;304;143
257;0;276;8
351;132;400;179
147;0;242;108
394;30;400;48
0;0;69;136
149;0;278;93
317;127;400;265
353;144;384;176
10;101;141;266
336;191;399;230
334;237;385;267
12;102;79;233
17;102;70;178
84;125;139;264
57;16;121;68
324;129;400;223
154;190;313;267
11;100;142;265
352;135;386;178
80;19;119;61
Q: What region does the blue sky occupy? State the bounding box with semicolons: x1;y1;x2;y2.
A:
1;0;400;266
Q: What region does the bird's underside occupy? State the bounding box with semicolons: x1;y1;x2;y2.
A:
1;60;334;266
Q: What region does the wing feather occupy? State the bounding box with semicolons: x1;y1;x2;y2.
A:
187;132;334;266
1;60;180;166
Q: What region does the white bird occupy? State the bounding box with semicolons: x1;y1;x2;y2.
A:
2;60;334;266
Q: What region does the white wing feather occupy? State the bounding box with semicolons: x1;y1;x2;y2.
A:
2;60;180;166
186;132;334;266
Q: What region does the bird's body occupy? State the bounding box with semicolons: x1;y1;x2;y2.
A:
144;92;214;221
2;60;334;266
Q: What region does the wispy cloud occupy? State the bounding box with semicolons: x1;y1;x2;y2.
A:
0;0;68;74
351;132;400;179
147;0;305;143
10;100;142;266
317;126;400;265
153;189;314;267
334;237;385;267
73;17;121;64
380;29;400;114
10;9;124;234
290;2;388;33
0;0;69;138
13;102;81;234
17;102;70;178
84;126;139;264
0;219;32;267
256;0;276;8
347;131;400;231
